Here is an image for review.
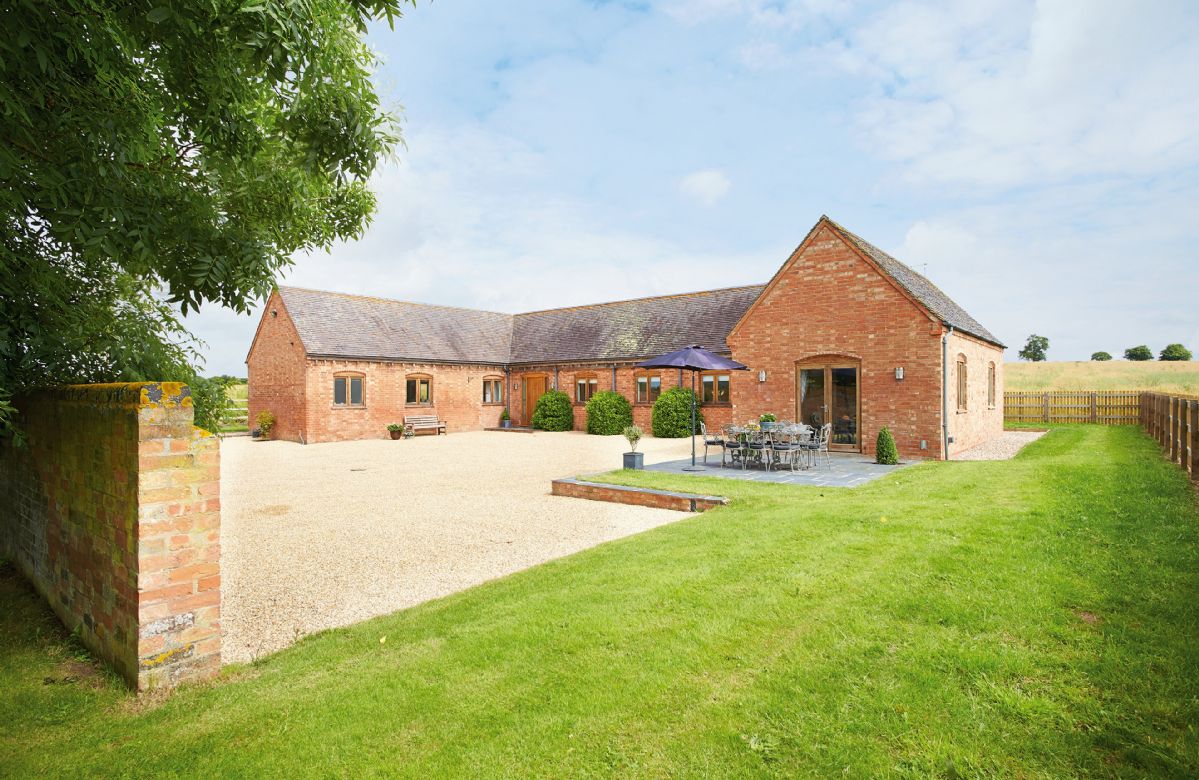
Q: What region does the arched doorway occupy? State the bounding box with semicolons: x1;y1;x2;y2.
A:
796;358;861;451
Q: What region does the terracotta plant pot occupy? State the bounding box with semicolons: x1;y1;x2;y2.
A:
389;430;402;440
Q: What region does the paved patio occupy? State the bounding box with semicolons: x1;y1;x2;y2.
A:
646;451;912;486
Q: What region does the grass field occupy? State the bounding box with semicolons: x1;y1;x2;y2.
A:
1006;360;1199;394
219;381;249;432
2;426;1197;776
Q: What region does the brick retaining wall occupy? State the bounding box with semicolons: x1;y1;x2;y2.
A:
552;478;728;512
0;383;220;690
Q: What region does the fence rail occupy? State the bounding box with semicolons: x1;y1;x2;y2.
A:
1004;390;1142;425
1141;392;1199;483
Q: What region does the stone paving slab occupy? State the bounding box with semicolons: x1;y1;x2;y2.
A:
645;452;911;487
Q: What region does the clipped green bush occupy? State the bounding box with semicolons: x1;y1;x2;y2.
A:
651;386;703;438
875;426;898;465
531;389;573;432
586;390;633;435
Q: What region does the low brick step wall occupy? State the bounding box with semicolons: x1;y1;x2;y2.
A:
552;478;728;513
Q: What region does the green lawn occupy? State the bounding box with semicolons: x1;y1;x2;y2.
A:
2;426;1197;777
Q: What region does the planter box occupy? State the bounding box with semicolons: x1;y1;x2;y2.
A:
623;452;644;470
500;419;512;429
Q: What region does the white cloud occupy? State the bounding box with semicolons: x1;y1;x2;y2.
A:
678;168;732;206
838;0;1199;188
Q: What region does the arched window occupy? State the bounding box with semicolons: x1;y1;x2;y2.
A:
574;373;599;404
333;372;365;407
405;373;433;405
956;355;968;411
987;362;996;408
634;371;661;404
482;375;503;405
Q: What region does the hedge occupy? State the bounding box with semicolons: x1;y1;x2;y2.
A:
531;389;573;431
651;386;703;438
586;390;633;435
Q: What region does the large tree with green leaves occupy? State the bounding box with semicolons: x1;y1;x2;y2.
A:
1018;334;1049;362
1;0;407;435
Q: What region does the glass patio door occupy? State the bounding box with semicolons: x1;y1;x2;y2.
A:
796;361;861;451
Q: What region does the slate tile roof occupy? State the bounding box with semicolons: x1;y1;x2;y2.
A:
276;217;1001;365
279;287;514;365
509;285;766;364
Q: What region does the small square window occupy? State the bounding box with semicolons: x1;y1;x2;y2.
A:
406;377;432;405
334;376;364;406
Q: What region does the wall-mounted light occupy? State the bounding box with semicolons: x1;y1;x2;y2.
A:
895;366;904;380
758;370;767;382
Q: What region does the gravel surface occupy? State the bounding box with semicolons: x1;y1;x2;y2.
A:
219;431;694;663
953;430;1047;461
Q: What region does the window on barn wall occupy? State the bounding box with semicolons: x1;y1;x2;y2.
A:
701;372;731;404
987;362;996;408
482;376;503;404
635;373;661;404
956;357;968;411
334;374;364;407
406;374;432;405
575;374;599;403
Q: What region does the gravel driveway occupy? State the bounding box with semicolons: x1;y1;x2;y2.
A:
219;431;694;663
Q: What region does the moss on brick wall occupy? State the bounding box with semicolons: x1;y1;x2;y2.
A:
0;382;220;690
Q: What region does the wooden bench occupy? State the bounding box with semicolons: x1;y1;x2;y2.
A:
404;414;447;436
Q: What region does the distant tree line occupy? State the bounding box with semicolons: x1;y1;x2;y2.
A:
1019;335;1192;362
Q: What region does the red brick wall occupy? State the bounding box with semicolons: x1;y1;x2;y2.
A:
728;224;951;460
947;331;1005;456
0;383;221;690
246;291;308;442
508;364;736;434
303;359;507;443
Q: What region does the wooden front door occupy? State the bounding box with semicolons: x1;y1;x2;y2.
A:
796;360;861;451
523;375;547;426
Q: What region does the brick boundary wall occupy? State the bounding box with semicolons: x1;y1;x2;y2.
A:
551;478;729;513
0;383;220;690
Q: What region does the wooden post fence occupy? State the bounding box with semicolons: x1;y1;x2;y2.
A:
1138;392;1199;483
1004;390;1142;425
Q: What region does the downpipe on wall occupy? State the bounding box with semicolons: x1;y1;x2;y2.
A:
942;325;953;460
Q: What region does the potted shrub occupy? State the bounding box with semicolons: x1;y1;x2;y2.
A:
387;423;403;440
500;408;512;429
759;412;778;431
255;411;276;441
622;425;644;470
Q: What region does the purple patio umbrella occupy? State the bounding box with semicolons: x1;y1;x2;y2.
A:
635;345;748;471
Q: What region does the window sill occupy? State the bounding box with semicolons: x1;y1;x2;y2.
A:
406;402;434;407
331;405;366;410
482;402;504;407
957;409;969;415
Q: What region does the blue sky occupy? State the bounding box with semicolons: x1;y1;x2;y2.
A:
189;0;1199;375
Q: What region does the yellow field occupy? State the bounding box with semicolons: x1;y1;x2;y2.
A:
1005;361;1199;394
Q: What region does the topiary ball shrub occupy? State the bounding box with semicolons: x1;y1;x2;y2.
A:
531;389;573;431
875;426;898;465
651;386;703;438
586;390;633;435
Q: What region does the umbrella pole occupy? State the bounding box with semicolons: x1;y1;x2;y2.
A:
684;369;705;471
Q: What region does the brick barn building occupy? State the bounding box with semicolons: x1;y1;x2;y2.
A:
246;217;1005;459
